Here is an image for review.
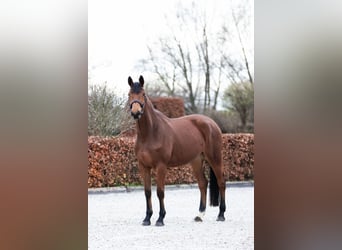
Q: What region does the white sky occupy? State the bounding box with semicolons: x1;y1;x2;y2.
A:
88;0;253;97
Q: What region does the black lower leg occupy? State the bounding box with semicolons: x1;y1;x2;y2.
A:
217;196;226;221
142;189;153;226
156;188;166;226
199;200;206;212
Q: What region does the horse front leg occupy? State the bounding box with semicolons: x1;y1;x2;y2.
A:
139;164;153;226
155;164;167;226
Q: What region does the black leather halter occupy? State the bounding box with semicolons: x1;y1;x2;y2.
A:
129;99;145;113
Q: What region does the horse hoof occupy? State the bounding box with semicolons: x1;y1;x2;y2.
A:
194;216;203;222
216;216;225;222
142;220;151;226
155;221;164;226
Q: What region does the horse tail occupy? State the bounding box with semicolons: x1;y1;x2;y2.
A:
209;167;219;206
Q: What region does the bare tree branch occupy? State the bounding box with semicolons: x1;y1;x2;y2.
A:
231;6;254;84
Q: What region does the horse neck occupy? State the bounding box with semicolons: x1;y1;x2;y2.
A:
136;97;160;139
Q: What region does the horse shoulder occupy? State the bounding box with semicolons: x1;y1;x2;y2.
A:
135;130;173;166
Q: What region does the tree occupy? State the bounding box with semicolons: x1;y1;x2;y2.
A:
88;84;132;136
196;24;215;111
220;0;254;86
231;7;254;85
223;81;254;131
138;0;253;115
143;34;199;113
139;3;218;113
143;46;177;97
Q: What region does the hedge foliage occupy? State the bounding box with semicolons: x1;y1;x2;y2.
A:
88;134;254;188
150;97;185;118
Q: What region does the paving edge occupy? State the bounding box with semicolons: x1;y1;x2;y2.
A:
88;181;254;194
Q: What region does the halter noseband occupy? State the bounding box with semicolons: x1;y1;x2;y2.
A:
130;99;145;113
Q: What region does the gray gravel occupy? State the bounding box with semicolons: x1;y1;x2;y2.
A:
88;184;254;250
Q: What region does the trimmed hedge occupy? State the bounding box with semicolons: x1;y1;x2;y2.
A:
150;97;185;118
88;134;254;188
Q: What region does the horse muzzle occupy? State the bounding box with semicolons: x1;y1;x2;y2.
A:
130;100;144;120
131;110;143;120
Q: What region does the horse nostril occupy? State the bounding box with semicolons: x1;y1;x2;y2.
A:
131;111;142;120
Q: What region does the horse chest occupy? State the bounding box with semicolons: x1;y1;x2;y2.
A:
135;143;165;166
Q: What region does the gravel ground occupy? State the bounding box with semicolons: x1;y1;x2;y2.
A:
88;184;254;250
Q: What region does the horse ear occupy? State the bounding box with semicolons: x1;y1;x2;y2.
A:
139;75;144;87
128;76;133;86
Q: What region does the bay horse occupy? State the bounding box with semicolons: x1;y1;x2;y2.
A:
128;75;226;226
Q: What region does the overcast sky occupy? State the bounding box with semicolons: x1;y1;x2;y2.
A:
88;0;253;96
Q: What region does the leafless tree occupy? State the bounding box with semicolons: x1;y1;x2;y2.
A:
231;6;253;85
220;0;253;86
138;0;253;116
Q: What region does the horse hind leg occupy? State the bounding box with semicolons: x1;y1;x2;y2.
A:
205;149;226;221
190;155;208;222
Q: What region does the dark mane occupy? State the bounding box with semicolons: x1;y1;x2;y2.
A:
131;82;143;94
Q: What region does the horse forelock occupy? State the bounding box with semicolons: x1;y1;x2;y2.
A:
131;82;143;94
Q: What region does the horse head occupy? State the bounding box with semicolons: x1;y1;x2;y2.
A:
128;75;146;120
